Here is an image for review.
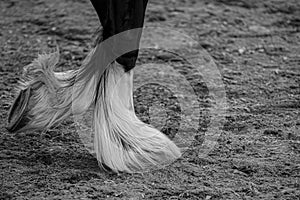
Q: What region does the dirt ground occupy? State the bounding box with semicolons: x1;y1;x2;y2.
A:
0;0;299;199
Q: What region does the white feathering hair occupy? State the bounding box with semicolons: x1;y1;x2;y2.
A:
18;45;181;173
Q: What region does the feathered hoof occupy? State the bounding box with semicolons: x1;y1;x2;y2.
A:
6;50;75;133
92;62;182;173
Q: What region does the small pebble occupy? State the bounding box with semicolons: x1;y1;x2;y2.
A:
238;47;246;55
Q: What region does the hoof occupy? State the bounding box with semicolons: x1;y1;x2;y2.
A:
6;82;43;133
6;87;32;133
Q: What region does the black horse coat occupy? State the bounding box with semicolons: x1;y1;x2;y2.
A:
90;0;148;72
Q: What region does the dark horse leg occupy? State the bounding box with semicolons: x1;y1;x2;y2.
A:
90;0;148;72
